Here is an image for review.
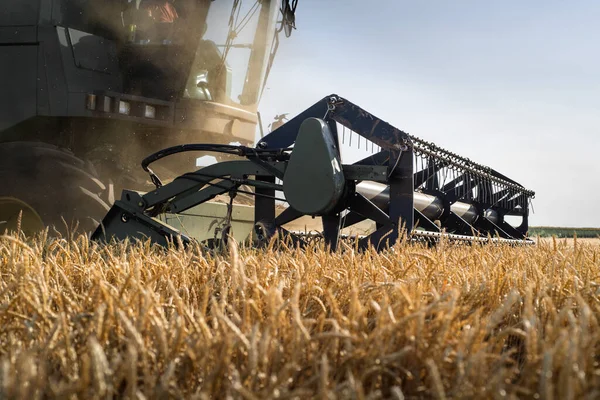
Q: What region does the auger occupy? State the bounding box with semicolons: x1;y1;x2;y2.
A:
91;94;535;251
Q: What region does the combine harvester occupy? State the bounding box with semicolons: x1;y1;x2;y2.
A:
0;0;534;250
92;94;536;251
0;0;299;235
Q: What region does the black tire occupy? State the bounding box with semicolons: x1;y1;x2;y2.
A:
0;142;114;236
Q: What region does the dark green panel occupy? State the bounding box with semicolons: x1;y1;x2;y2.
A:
0;0;40;26
283;118;345;215
0;46;38;132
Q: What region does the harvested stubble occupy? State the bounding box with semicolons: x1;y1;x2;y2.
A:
0;233;599;400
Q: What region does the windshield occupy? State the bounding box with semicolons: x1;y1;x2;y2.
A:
183;0;277;106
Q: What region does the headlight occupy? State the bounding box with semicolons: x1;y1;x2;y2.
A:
86;94;97;110
144;105;156;119
118;101;130;115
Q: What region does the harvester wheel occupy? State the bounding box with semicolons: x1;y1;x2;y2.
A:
0;142;114;237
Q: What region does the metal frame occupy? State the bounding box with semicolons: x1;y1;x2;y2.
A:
92;94;536;251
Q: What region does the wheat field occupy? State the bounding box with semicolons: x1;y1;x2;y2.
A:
0;232;599;399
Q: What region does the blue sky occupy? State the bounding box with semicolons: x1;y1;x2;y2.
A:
256;0;600;227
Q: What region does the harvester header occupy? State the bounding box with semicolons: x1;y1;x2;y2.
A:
92;94;535;251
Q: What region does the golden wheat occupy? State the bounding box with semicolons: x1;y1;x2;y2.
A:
0;232;599;399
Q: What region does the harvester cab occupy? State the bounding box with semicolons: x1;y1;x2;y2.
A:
0;0;294;235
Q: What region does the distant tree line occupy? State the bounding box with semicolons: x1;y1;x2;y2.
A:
529;227;600;238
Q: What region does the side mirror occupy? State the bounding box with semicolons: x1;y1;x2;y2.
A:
195;70;212;101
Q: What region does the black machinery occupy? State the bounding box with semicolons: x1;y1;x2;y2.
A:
91;94;535;251
0;0;297;235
